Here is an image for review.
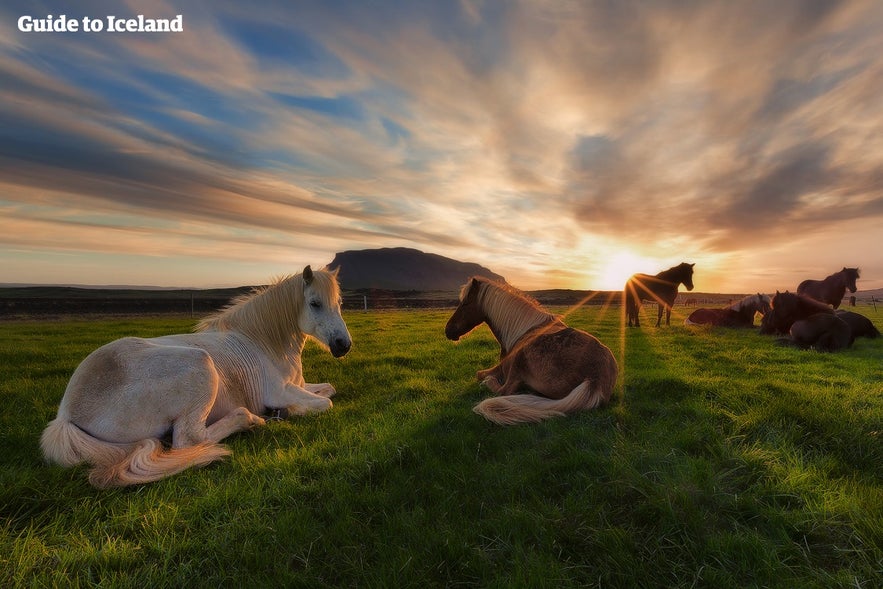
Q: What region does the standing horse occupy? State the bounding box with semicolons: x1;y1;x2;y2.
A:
624;262;695;327
759;291;834;335
444;277;618;425
685;293;771;328
40;266;352;488
797;267;860;309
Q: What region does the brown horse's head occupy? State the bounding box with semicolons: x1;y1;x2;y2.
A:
445;278;486;341
677;262;695;291
843;267;860;293
764;290;832;335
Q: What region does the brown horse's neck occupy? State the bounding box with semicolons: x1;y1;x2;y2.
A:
827;274;847;299
479;283;557;355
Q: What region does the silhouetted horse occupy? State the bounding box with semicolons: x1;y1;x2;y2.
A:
835;310;881;339
759;291;834;335
445;277;618;425
624;262;695;327
788;313;853;352
797;267;860;309
685;293;770;328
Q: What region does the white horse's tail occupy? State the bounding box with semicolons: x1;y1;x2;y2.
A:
40;418;231;488
473;379;607;426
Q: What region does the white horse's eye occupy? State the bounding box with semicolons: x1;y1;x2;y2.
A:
310;300;322;309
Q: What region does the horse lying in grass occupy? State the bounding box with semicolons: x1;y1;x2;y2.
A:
787;313;853;352
444;276;618;425
685;293;770;328
40;266;351;488
836;310;880;339
759;291;833;336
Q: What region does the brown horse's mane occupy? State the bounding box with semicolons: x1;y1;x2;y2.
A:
469;276;556;353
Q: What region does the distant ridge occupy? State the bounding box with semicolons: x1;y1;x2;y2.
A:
326;247;505;291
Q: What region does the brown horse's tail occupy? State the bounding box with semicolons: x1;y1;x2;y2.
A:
473;379;609;426
40;418;230;489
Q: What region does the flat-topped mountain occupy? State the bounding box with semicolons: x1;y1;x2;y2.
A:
326;247;505;291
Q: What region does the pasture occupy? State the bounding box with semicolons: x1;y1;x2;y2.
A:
1;304;882;587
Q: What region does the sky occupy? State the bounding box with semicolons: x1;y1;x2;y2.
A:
1;0;882;293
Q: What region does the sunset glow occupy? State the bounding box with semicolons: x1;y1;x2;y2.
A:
2;1;882;292
596;251;661;293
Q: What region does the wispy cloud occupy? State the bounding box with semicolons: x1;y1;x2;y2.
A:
1;0;881;290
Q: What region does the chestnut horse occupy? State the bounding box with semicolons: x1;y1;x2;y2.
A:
624;262;695;327
685;293;771;328
444;277;618;425
797;267;860;309
759;291;834;335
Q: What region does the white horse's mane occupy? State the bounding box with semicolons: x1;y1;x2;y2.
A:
197;269;340;358
727;293;770;313
470;277;555;352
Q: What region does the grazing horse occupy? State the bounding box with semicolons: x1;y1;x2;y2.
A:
759;291;833;335
444;277;618;425
797;267;860;309
835;310;881;339
787;313;853;352
40;266;352;488
685;293;771;328
624;262;695;327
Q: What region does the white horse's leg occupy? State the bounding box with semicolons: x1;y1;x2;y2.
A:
263;384;333;416
202;407;265;443
304;383;336;398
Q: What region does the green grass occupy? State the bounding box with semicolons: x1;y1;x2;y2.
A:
1;305;882;588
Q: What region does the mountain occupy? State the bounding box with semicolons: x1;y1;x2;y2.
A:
326;247;505;291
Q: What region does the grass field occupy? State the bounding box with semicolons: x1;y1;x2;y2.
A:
1;304;882;588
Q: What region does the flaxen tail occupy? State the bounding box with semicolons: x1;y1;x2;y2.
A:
40;418;230;489
473;379;608;426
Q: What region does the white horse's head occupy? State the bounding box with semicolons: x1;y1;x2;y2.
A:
299;266;352;357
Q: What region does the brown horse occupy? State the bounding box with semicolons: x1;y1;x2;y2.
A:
787;313;853;352
835;310;881;339
624;262;695;327
444;277;618;425
685;293;771;328
797;267;860;309
759;291;834;335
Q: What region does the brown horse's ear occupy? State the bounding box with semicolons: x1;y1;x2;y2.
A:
690;263;695;268
303;265;314;285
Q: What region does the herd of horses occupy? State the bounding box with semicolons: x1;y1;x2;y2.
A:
40;264;878;487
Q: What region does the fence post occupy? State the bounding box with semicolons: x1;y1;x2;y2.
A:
363;295;368;311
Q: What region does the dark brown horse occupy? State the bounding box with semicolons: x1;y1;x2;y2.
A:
759;291;834;335
835;310;881;339
797;267;860;309
444;277;618;425
788;313;853;352
685;293;771;328
624;262;695;327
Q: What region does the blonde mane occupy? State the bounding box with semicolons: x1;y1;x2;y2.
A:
196;269;341;358
728;293;771;313
471;277;556;352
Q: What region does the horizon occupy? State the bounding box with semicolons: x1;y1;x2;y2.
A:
2;1;882;293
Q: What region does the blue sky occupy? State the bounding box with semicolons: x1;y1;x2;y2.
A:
1;0;882;292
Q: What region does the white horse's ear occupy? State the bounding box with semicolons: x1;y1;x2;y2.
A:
303;265;314;285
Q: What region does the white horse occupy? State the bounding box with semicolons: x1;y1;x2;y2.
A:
40;266;351;488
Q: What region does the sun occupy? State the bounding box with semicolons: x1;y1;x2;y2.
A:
595;251;658;291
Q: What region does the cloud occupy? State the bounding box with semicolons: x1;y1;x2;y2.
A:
1;0;882;289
